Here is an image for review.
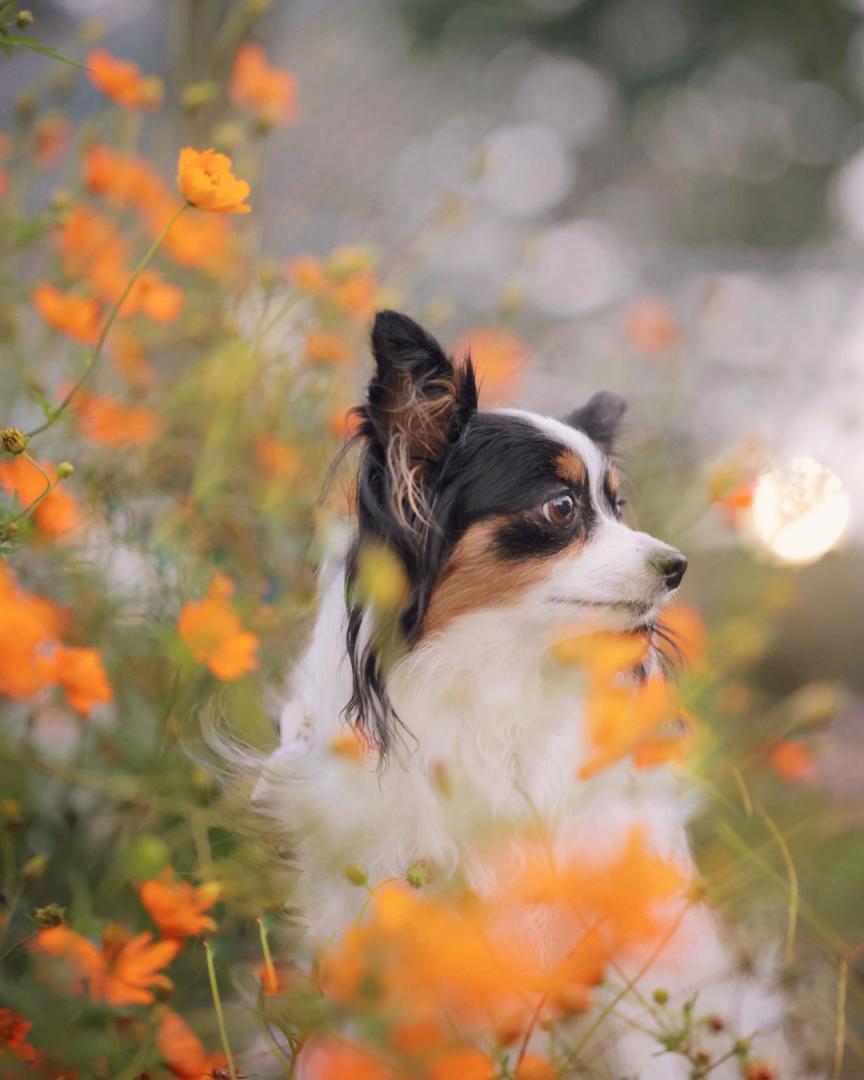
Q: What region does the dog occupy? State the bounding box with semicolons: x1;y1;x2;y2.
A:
254;310;791;1077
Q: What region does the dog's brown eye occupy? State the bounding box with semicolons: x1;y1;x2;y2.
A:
543;493;576;527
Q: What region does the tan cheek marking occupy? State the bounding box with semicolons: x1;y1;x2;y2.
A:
423;516;587;637
607;465;620;499
555;450;587;487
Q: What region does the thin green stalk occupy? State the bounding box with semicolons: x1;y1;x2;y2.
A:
756;803;799;965
26;204;188;439
832;958;848;1080
257;915;277;992
204;939;238;1080
1;452;54;532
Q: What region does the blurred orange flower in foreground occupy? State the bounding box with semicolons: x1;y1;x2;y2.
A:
139;867;220;939
0;456;81;539
33;283;102;344
320;828;685;1045
70;388;162;448
300;1038;396;1080
229;43;299;126
581;675;674;779
515;1053;558;1080
157;1011;227;1080
177;147;251;214
453;326;527;404
35;924;179;1006
177;575;259;681
769;740;816;783
659;603;708;667
87;49;163;110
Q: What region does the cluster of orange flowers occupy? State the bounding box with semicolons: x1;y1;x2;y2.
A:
87;48;164;110
12;867;222;1073
314;826;688;1076
0;563;111;716
177;573;259;681
288;247;383;322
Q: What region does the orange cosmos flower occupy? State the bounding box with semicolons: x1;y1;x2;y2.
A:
625;298;680;354
84;144;168;211
112;327;156;391
87;49;163;110
287;254;327;294
329;726;373;763
177;576;259;681
425;1048;496;1080
515;1054;558;1080
70;389;162;448
304;328;353;366
0;565;62;701
33;283;102;344
35;924;179;1006
0;457;81;540
229;43;299;125
123;271;185;323
157;1012;227;1080
139;867;220;939
45;645;113;716
177;147;251;214
0;1009;42;1065
453;327;527;404
300;1038;396;1080
549;628;650;678
56;205;128;280
632;710;698;771
255;434;304;482
579;675;675;780
769;740;816;783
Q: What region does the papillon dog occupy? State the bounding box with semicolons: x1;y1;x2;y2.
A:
253;311;791;1077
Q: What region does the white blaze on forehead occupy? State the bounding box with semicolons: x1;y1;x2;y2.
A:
494;408;609;505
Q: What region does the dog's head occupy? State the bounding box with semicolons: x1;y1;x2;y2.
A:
345;310;686;749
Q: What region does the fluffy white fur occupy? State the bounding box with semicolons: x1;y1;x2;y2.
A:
255;410;791;1078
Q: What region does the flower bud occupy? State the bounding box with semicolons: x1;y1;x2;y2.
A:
344;864;368;887
57;462;74;479
1;427;28;455
35;903;66;927
16;10;34;27
0;799;24;827
22;854;47;879
652;987;669;1005
181;80;219;113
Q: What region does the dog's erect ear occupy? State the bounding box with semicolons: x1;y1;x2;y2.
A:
564;391;627;454
364;310;477;485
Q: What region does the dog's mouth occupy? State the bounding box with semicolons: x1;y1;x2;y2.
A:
549;596;655;617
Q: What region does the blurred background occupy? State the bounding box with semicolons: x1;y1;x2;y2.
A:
2;0;864;1074
10;0;863;691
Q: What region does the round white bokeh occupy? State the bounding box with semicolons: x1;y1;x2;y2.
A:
751;456;850;565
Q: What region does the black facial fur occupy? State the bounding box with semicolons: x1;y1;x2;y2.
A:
344;311;625;753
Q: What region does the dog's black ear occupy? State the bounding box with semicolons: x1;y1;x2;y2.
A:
564;391;627;454
363;310;477;490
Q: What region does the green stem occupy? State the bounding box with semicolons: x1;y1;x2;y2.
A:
2;452;55;532
26;204;188;440
205;939;238;1080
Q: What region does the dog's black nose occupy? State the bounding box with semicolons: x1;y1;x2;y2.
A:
658;553;688;591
